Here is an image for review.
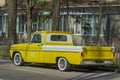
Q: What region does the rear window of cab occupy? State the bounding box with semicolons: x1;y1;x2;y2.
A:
46;34;72;42
51;35;67;41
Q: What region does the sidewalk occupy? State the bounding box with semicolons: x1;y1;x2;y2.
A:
0;45;9;60
0;54;9;60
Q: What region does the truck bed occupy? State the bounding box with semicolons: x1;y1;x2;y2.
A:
81;46;115;65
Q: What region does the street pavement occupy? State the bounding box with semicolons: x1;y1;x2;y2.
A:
0;59;120;80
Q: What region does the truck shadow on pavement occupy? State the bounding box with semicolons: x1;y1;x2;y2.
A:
25;63;58;70
0;60;117;73
25;63;120;80
24;63;117;73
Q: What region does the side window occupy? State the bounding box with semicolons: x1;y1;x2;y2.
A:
31;34;41;43
51;35;67;41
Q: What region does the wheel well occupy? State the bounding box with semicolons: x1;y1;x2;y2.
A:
56;57;68;64
12;51;20;60
56;57;60;63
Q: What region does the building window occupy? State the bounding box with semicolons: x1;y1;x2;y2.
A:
17;14;26;33
73;15;107;36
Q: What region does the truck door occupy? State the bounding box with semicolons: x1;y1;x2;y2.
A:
26;34;42;62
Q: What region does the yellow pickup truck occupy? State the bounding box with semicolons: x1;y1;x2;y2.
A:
9;31;115;71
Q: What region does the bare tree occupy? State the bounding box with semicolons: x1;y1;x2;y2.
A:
96;4;103;45
7;0;17;45
26;0;32;42
25;0;49;42
25;0;40;42
52;0;60;31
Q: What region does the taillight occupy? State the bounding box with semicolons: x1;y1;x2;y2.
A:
81;52;84;57
111;47;115;57
113;52;115;57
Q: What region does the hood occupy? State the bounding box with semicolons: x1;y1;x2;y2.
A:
10;43;28;50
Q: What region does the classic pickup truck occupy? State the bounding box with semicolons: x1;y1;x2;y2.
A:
9;31;115;71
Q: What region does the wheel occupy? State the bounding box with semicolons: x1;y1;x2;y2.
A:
13;53;24;66
57;58;71;71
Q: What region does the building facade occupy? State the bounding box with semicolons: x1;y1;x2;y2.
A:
0;1;120;52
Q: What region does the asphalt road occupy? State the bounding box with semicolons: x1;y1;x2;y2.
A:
0;59;120;80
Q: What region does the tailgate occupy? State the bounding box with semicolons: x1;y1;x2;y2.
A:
83;46;115;60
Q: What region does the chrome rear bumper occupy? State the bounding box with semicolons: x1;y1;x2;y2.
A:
80;61;114;65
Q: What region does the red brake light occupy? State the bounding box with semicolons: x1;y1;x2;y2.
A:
81;52;84;57
113;52;115;57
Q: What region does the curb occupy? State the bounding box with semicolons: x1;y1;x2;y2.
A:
0;55;9;60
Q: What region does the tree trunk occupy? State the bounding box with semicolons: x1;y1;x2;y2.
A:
96;4;102;45
66;0;69;31
26;0;32;42
52;0;60;31
7;0;17;45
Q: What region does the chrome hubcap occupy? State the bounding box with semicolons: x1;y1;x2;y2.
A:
15;55;20;63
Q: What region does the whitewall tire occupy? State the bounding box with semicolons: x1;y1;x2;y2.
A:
13;53;24;66
57;58;70;71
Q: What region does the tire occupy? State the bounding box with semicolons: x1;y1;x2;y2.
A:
57;58;70;71
13;53;24;66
